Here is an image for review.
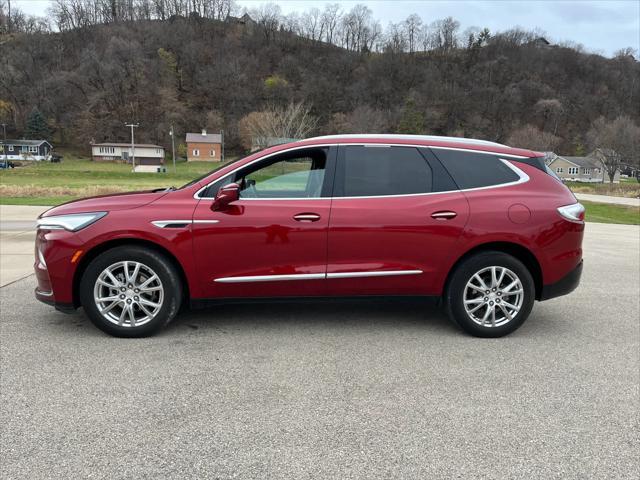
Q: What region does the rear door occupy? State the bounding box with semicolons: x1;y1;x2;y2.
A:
326;145;469;296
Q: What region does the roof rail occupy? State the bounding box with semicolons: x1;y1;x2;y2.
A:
304;134;506;148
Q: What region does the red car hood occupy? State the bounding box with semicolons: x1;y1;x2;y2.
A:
40;190;168;218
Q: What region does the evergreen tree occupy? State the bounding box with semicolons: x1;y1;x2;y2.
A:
397;99;425;134
25;108;50;140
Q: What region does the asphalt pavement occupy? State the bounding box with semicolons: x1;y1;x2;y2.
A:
1;222;639;479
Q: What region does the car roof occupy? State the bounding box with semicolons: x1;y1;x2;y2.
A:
285;134;541;158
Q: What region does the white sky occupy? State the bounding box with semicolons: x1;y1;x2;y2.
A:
13;0;640;57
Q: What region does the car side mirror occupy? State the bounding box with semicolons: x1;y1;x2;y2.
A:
212;183;240;211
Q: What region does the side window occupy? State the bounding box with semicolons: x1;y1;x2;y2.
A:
201;148;328;199
336;146;432;197
432;149;520;189
238;149;327;198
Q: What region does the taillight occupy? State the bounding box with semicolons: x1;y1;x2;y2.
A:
557;203;585;223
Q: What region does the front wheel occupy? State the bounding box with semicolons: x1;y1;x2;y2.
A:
445;252;535;337
79;246;182;337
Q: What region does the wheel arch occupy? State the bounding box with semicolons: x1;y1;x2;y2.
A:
72;238;191;308
444;241;543;300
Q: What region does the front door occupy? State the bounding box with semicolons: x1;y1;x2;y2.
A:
192;146;336;298
326;145;469;296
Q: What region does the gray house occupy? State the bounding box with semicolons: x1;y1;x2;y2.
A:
547;154;620;183
0;139;53;161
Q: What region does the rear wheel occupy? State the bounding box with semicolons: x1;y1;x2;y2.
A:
79;246;182;337
445;251;535;337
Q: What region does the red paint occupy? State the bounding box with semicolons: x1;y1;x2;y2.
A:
35;136;583;309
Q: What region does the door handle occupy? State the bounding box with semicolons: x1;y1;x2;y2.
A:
431;211;457;220
293;213;321;222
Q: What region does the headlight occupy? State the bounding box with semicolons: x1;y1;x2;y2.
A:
37;212;108;231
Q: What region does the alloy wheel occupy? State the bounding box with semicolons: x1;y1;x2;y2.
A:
463;266;524;327
93;261;164;327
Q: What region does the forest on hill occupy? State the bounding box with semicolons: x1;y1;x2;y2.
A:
0;0;639;157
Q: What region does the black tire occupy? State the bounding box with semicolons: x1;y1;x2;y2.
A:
445;251;535;338
79;246;183;338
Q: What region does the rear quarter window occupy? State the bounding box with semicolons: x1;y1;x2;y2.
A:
431;149;520;189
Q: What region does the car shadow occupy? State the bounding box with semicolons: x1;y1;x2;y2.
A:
164;298;459;336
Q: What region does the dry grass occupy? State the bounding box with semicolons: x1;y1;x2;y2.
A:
566;181;640;198
0;184;132;198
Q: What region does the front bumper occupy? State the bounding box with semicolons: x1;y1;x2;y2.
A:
539;260;583;301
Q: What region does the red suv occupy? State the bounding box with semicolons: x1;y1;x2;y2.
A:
35;135;584;337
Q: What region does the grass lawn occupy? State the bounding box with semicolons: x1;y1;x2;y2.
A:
582;201;640;225
0;151;232;205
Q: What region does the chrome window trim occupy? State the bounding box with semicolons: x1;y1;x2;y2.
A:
194;143;530;201
214;270;423;283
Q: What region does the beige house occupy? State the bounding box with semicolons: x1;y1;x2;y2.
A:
547;155;620;183
91;143;164;166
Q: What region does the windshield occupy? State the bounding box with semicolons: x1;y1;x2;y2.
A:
178;156;247;189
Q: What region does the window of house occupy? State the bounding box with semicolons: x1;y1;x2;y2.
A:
193;149;200;157
556;167;563;173
431;149;520;190
594;168;601;174
29;146;38;153
21;146;28;153
7;145;13;151
335;146;432;197
583;168;591;175
209;150;216;157
568;167;579;175
99;147;115;154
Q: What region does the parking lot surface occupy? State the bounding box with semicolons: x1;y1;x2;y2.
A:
1;222;638;479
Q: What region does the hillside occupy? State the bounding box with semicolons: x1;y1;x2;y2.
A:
1;14;638;155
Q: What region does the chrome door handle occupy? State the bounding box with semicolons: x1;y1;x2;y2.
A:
431;211;457;220
293;213;321;222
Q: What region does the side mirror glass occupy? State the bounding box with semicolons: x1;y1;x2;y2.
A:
212;183;240;211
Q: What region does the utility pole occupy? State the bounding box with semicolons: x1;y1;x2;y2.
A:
1;123;6;167
125;123;139;171
170;124;176;174
221;129;224;163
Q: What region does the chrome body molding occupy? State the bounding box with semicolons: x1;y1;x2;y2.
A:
151;219;219;228
214;270;423;283
326;270;423;279
214;273;326;283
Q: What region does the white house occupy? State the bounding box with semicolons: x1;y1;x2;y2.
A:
91;143;165;166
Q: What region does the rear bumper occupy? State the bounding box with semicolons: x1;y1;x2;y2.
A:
539;260;583;301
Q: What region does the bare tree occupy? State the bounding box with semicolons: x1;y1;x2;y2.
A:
506;124;562;152
587;116;640;183
238;103;317;150
321;3;341;44
403;14;422;54
534;98;564;135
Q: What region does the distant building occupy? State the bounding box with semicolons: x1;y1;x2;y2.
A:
186;130;222;162
0;139;52;161
226;13;256;27
91;143;164;166
547;154;620;183
528;37;552;48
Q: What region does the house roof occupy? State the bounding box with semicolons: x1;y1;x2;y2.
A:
560;156;601;169
1;139;52;146
186;133;222;144
92;143;164;149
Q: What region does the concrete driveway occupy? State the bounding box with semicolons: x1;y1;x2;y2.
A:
1;222;638;478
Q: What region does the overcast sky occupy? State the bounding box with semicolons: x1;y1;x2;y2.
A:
13;0;640;57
